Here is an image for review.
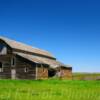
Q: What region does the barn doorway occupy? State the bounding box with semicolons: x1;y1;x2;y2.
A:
48;69;57;78
0;62;3;72
0;62;2;68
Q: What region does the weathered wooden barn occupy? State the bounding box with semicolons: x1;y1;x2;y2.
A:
0;36;72;80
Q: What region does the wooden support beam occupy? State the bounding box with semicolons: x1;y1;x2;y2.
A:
35;63;38;80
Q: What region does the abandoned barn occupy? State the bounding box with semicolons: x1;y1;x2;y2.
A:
0;36;72;80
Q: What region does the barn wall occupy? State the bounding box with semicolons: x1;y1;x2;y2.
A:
15;56;36;79
0;40;13;79
60;67;72;80
0;40;12;55
36;64;48;79
0;55;11;79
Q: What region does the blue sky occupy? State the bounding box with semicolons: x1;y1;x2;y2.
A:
0;0;100;72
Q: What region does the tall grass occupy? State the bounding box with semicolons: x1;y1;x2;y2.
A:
0;79;100;100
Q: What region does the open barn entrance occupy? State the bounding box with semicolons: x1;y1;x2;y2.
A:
0;62;3;72
0;62;2;68
48;69;57;78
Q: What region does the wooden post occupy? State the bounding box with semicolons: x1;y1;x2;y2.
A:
41;64;44;78
35;64;38;80
11;68;16;79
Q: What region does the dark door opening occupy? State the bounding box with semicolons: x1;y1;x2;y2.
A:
48;69;57;77
0;62;3;72
0;62;2;68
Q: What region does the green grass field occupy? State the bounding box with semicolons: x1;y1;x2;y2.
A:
0;79;100;100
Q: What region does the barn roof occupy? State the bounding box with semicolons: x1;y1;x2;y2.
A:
0;36;54;58
0;36;72;69
14;52;72;69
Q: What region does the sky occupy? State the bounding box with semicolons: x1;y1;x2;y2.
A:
0;0;100;72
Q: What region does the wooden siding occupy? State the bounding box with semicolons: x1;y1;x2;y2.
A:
60;67;72;79
15;55;36;79
36;64;48;79
0;55;11;79
0;41;12;79
0;40;12;55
